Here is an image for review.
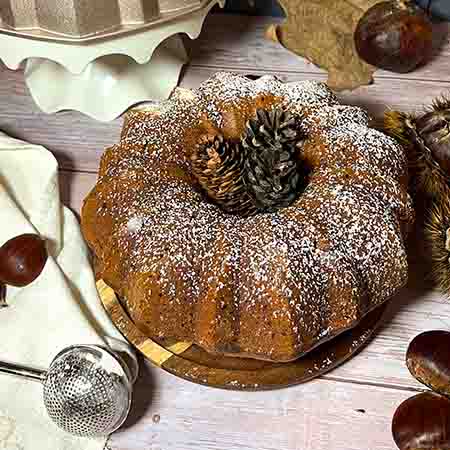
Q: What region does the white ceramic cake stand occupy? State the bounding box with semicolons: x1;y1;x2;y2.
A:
0;0;222;121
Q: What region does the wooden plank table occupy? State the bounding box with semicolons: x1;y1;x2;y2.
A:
2;13;450;450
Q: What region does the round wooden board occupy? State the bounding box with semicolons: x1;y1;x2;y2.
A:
97;280;387;390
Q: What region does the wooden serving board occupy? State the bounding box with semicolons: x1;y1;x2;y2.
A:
97;279;387;390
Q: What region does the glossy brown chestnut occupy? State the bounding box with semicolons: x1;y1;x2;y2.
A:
0;234;48;287
392;392;450;450
355;0;433;73
406;330;450;396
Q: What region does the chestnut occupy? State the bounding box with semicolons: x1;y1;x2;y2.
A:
0;234;48;287
406;330;450;396
414;104;450;177
355;0;433;73
392;392;450;450
0;284;6;308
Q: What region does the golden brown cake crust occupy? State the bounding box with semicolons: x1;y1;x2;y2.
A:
81;73;414;362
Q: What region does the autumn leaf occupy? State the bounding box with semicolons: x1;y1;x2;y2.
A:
267;0;381;91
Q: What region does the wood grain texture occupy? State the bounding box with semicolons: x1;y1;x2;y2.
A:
0;63;121;173
59;170;97;213
109;364;411;450
190;14;450;82
4;12;450;450
3;66;449;172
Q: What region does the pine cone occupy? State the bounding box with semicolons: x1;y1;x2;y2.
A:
191;134;257;216
241;107;304;211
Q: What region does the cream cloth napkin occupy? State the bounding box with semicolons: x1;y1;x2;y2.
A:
0;132;127;450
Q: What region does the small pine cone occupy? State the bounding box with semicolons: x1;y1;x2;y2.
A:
242;107;300;151
245;150;301;210
425;196;450;296
241;107;304;211
191;134;257;216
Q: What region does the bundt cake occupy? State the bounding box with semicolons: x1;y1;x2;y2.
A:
82;72;414;362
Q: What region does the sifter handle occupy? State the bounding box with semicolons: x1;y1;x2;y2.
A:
0;360;46;382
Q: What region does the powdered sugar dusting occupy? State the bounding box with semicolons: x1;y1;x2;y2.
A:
84;72;414;361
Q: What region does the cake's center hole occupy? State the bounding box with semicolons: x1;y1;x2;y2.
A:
191;106;307;217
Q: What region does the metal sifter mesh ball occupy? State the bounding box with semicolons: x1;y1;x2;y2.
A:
0;345;135;438
43;345;133;437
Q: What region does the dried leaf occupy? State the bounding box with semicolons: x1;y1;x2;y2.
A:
268;0;382;91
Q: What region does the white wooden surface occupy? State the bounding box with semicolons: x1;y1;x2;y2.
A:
2;13;450;450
